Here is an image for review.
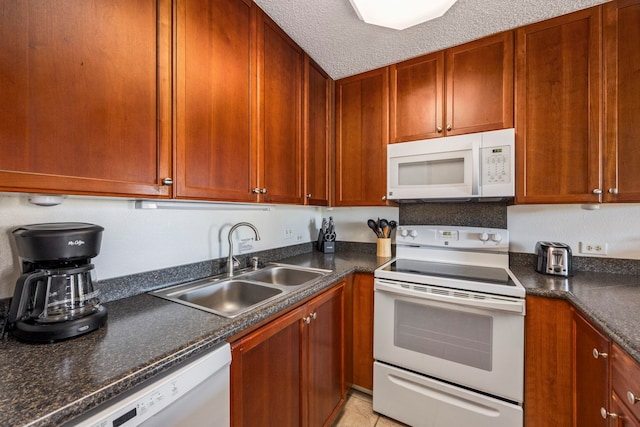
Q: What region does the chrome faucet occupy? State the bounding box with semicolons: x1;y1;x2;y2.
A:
227;222;261;277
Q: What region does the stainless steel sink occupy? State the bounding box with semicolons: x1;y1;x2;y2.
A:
152;279;283;318
242;265;327;286
150;263;331;318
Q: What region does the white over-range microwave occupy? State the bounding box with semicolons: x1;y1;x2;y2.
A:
387;128;515;201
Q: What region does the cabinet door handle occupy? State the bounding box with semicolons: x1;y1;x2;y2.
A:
306;193;312;199
252;188;260;194
303;316;311;324
592;189;603;195
592;348;608;359
381;195;387;201
628;391;640;405
609;188;619;195
436;126;443;133
311;311;317;320
601;407;618;420
162;177;173;186
260;188;267;194
446;124;452;131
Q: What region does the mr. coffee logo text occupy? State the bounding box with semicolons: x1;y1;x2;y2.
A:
67;240;86;246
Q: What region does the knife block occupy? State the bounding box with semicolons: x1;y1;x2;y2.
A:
317;229;335;253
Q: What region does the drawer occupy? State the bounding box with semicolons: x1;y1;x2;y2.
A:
612;344;640;420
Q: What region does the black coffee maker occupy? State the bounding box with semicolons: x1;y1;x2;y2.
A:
7;223;108;343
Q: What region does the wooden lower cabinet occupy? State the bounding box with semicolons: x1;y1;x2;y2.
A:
524;296;574;427
574;310;610;427
610;344;640;426
351;273;374;391
230;282;345;427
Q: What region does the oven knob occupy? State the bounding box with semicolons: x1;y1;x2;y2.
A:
479;232;490;242
400;229;409;237
410;230;419;238
490;233;503;243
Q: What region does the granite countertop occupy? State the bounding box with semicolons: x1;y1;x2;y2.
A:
0;252;384;427
512;266;640;363
3;250;640;427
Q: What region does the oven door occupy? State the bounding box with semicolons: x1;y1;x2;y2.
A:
374;278;525;402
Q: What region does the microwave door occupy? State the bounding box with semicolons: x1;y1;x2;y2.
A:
388;149;475;199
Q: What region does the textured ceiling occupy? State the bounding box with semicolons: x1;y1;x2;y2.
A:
253;0;609;80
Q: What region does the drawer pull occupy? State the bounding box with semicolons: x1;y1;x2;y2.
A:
628;391;640;405
593;348;608;359
601;407;618;420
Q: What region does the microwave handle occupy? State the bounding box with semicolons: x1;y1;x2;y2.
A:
375;280;525;315
471;144;480;196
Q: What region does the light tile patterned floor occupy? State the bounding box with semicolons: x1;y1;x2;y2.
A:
333;389;409;427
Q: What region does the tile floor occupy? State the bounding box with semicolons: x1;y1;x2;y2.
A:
333;389;408;427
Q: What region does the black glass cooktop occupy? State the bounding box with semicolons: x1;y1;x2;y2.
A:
381;259;512;286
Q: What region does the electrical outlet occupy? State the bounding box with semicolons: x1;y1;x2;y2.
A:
283;226;293;240
579;241;608;255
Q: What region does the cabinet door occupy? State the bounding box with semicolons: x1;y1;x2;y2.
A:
305;283;345;427
390;52;444;142
352;273;374;391
335;67;389;206
304;56;332;206
603;0;640;202
515;7;602;204
574;311;610;427
175;0;255;202
445;32;514;136
231;305;306;427
0;0;171;197
611;344;640;423
256;10;304;204
524;296;574;427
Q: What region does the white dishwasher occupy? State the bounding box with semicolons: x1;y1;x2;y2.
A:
70;342;231;427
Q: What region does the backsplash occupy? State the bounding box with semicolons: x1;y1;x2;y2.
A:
399;201;508;228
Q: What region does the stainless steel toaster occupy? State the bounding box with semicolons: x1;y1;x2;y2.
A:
535;242;573;277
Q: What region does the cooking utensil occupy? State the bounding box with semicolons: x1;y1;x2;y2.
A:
367;219;382;238
388;220;397;237
379;219;389;238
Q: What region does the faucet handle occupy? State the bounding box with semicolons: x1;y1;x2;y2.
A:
251;257;260;270
232;256;240;268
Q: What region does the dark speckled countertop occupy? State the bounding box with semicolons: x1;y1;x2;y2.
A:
0;252;384;427
511;266;640;363
3;250;640;427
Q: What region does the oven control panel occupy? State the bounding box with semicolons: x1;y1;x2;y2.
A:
396;225;508;251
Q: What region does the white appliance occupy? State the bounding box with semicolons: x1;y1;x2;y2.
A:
68;342;231;427
387;128;515;201
373;225;525;427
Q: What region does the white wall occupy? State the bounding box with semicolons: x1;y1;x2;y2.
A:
508;203;640;259
0;194;323;298
0;195;400;299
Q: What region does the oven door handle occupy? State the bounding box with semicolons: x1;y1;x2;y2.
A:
375;280;525;315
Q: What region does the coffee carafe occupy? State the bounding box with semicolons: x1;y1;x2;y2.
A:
7;223;108;342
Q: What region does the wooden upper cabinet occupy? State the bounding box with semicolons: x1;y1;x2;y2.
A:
445;32;514;136
515;7;602;204
175;0;254;202
0;0;171;197
390;32;513;143
256;10;304;204
335;67;389;206
603;0;640;203
390;52;444;142
304;56;332;206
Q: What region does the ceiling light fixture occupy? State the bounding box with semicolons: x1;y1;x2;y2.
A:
349;0;458;30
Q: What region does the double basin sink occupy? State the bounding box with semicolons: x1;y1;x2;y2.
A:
150;264;331;318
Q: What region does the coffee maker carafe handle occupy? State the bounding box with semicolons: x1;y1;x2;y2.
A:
7;270;48;323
